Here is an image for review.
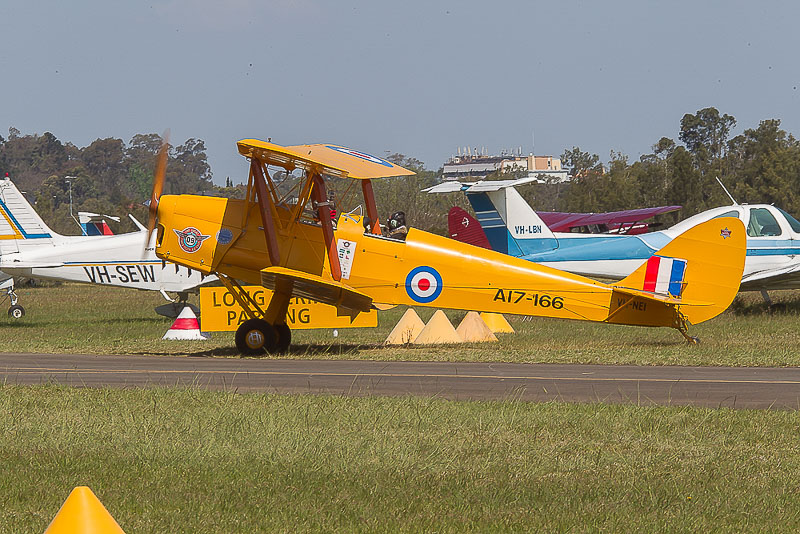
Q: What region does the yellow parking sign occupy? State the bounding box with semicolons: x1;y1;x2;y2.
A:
200;286;378;332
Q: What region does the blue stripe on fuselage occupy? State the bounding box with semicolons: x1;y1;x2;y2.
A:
521;235;657;262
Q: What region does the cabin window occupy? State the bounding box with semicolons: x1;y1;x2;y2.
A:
712;210;739;220
747;208;782;237
777;208;800;233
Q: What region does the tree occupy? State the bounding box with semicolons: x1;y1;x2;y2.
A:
726;119;800;213
679;107;736;170
80;138;126;202
560;146;603;178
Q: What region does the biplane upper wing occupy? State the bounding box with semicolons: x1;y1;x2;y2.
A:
260;266;373;314
237;139;415;180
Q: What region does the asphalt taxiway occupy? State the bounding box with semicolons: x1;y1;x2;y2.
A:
1;353;799;409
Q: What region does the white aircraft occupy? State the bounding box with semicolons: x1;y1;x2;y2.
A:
428;178;800;304
0;174;213;317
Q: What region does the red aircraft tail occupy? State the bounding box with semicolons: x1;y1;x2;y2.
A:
448;206;491;249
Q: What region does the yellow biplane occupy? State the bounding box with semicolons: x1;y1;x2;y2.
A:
147;137;746;354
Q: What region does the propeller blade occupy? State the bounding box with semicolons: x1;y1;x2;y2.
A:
146;130;170;246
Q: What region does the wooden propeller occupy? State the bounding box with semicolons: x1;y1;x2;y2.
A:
146;130;170;246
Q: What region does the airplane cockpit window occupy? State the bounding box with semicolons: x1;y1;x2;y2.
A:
747;208;782;237
713;210;739;220
777;208;800;233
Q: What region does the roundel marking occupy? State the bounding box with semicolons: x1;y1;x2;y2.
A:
216;228;234;245
325;145;394;168
174;227;211;253
405;266;443;303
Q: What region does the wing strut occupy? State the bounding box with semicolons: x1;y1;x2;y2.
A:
361;179;382;235
311;173;342;281
250;158;281;265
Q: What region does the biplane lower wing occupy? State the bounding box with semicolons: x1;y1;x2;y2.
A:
260;266;373;314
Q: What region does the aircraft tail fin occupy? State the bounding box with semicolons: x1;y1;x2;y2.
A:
0;176;59;254
610;216;745;326
465;185;558;257
447;206;491;249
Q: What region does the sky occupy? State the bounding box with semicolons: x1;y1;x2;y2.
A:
2;1;799;185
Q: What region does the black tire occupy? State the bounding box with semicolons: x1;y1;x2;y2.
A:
274;323;292;353
8;305;24;319
235;319;276;355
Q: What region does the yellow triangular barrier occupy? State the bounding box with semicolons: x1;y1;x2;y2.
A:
385;308;425;344
45;486;125;534
413;310;464;344
480;312;515;334
456;311;498;342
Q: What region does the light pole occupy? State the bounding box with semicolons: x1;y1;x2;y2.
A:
65;176;83;235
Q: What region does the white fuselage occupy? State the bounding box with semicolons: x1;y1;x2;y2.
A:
529;205;800;290
0;230;210;293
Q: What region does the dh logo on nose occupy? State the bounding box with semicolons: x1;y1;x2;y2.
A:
174;227;210;253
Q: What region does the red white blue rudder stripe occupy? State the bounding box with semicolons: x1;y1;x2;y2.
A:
643;256;687;297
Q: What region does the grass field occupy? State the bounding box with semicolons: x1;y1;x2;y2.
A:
3;285;800;532
1;282;800;367
3;385;800;533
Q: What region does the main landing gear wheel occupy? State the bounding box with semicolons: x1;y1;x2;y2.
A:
275;323;291;354
235;318;277;355
8;304;24;319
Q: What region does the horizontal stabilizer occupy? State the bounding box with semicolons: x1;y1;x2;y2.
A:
611;285;712;307
424;176;541;194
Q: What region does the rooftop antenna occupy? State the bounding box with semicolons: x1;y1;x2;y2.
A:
716;176;739;205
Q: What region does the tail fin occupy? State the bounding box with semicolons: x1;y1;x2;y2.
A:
78;212;119;235
0;177;58;254
447;206;491;249
611;216;745;326
465;186;558;257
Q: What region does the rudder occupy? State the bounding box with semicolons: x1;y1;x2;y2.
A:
615;216;745;325
0;176;59;254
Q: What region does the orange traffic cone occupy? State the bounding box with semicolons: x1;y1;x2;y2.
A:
44;486;126;533
163;306;210;340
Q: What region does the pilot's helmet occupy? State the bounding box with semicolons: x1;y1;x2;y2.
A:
388;211;406;229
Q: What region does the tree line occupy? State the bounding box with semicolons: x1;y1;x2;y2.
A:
0;129;239;234
371;107;800;235
537;107;800;225
2;107;797;237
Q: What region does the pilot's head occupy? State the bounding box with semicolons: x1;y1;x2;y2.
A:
388;211;406;229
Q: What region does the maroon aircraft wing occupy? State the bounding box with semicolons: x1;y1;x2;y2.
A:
537;205;681;234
